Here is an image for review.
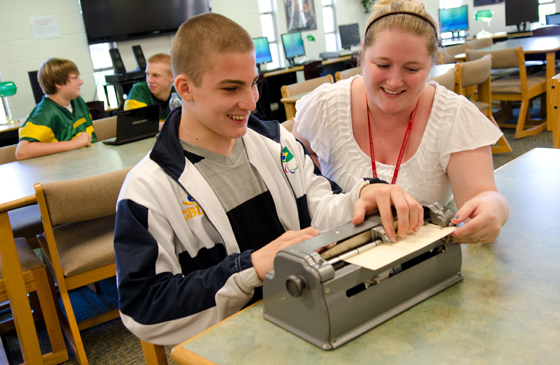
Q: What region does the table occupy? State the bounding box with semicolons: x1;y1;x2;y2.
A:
171;148;560;364
0;137;155;363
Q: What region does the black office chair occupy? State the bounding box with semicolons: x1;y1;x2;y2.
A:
303;61;323;80
86;101;105;120
28;71;44;104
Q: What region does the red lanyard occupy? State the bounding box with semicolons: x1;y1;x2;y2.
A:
367;98;417;184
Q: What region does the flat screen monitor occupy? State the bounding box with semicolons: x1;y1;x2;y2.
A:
505;0;539;28
438;5;469;33
339;23;360;50
253;37;273;65
80;0;210;44
281;32;305;67
546;13;560;25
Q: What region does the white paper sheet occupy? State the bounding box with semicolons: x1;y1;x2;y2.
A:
344;223;456;270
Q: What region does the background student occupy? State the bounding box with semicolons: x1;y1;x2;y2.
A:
114;12;423;346
16;58;96;160
124;53;178;128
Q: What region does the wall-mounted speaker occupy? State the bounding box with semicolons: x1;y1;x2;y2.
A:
109;48;126;74
132;45;147;71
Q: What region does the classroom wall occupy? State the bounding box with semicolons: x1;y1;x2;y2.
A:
1;0;558;120
0;0;95;121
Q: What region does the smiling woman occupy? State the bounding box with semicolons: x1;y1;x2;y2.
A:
292;0;509;245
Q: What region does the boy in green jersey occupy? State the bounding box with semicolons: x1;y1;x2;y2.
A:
16;58;96;160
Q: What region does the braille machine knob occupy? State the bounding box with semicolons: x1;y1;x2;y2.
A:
286;275;307;297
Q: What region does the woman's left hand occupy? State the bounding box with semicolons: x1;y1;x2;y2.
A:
448;191;509;244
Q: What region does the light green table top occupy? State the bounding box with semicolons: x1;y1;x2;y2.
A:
0;137;155;208
172;148;560;364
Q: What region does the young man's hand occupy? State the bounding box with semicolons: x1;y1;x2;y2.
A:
251;227;319;280
352;184;424;243
74;132;92;148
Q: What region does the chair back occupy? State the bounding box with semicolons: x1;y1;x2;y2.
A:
438;43;470;64
0;144;16;165
532;25;560;37
467;47;521;70
429;67;457;92
303;60;323;80
467;37;493;50
86;100;105;120
335;67;362;81
281;74;334;98
92;116;117;141
28;71;44;104
456;54;492;90
36;167;131;227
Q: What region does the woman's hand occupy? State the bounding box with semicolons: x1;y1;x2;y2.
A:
448;191;509;244
353;183;424;243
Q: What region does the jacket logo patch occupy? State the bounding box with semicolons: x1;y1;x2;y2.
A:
182;194;204;221
282;146;298;174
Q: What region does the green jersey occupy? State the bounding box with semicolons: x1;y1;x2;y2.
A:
124;81;178;122
19;96;97;143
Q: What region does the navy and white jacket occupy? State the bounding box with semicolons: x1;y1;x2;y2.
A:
114;110;370;345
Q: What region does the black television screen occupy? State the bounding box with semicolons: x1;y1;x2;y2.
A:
505;0;539;27
339;23;360;50
474;0;504;6
80;0;210;44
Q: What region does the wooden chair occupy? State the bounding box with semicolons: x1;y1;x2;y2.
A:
34;167;132;365
0;145;43;248
428;67;457;92
335;67;362;81
92;116;117;141
455;55;512;154
0;237;68;364
280;75;334;120
548;73;560;149
141;340;167;365
467;37;493;50
281;118;295;133
437;43;470;64
467;47;548;139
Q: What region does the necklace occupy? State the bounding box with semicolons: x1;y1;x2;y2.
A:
366;97;418;184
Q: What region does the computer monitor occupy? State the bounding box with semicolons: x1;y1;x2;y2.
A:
438;5;469;36
281;32;305;67
546;13;560;26
339;23;360;50
505;0;539;31
253;37;273;71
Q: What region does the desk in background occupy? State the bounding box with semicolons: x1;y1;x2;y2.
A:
0;120;23;147
171;148;560;364
0;137;155;362
257;66;304;122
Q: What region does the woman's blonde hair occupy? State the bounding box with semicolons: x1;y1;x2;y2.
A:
362;0;439;65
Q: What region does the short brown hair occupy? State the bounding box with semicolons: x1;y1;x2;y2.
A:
172;13;254;86
362;0;439;66
147;53;172;75
38;58;79;95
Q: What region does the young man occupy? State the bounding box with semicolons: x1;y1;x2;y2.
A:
16;58;96;160
114;13;422;346
124;53;177;124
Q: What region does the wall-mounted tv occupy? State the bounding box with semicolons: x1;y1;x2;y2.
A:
80;0;210;44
